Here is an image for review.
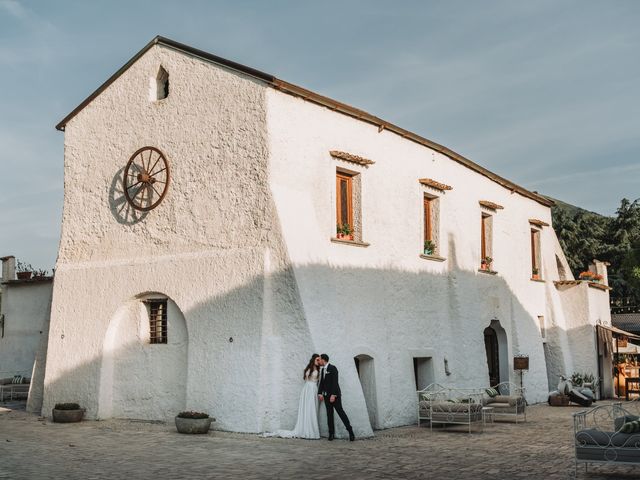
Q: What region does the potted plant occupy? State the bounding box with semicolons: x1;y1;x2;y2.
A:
423;240;436;256
532;267;540;280
481;256;493;271
52;403;85;423
33;268;48;279
16;260;33;280
336;223;343;239
593;274;604;283
339;223;353;241
175;411;215;434
579;271;595;281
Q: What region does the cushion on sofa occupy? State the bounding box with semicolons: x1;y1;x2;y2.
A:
615;415;640;432
430;402;482;413
489;402;513;410
485;387;498;398
622;420;640;434
492;395;521;407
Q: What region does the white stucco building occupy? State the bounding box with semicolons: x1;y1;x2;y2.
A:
39;36;613;437
0;256;53;410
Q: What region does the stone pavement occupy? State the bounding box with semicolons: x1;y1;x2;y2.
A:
0;402;638;479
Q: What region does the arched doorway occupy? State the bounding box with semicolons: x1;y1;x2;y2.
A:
484;328;500;386
483;320;509;387
354;354;377;429
99;293;188;420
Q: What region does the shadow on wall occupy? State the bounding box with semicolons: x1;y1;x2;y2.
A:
39;255;558;438
108;166;149;225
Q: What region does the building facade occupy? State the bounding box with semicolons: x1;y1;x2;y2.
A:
41;37;611;437
0;256;53;410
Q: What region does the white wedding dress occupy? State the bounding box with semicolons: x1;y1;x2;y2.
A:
264;370;320;439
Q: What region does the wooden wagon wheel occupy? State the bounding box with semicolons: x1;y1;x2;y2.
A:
123;146;170;211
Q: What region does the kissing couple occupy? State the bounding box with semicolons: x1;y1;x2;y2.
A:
264;353;355;441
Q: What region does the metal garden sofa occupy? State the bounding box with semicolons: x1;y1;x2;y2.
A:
0;376;30;401
573;401;640;474
417;383;484;433
483;381;527;423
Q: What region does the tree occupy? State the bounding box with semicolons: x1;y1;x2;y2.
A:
552;197;640;304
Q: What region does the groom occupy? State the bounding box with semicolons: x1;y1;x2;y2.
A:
317;354;355;441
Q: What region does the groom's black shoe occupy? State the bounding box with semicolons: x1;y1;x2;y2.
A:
348;428;355;442
328;434;334;441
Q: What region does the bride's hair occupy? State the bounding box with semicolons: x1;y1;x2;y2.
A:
303;353;320;380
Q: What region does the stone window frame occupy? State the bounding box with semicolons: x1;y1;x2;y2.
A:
420;192;445;262
332;165;369;247
145;298;168;344
530;228;542;280
479;213;494;272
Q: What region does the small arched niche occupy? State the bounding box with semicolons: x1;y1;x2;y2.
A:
354;354;377;429
483;319;509;387
150;66;169;101
98;292;188;420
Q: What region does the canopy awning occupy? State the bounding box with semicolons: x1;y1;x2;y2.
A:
597;324;640;342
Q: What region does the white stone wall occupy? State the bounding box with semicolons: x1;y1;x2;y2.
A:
266;88;559;429
0;281;52;378
44;44;312;433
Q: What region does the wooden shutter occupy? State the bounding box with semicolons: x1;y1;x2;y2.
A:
481;215;487;260
336;172;353;230
424;197;432;242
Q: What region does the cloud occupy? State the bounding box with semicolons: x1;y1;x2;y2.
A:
0;0;27;18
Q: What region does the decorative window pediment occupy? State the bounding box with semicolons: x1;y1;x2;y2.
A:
330;150;375;166
479;200;504;211
418;178;452;192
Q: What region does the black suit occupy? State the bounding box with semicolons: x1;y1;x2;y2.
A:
318;363;352;436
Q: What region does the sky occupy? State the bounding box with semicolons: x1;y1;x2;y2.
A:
1;0;639;270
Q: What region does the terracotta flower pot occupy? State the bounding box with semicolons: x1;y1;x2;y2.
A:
175;416;213;434
52;408;85;423
16;271;32;280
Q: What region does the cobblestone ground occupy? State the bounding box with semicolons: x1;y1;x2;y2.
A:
1;402;639;479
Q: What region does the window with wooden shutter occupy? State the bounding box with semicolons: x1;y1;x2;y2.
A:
422;195;439;256
424;197;432;242
336;171;354;240
480;214;493;270
531;229;541;279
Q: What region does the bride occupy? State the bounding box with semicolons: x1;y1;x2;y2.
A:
264;353;320;439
